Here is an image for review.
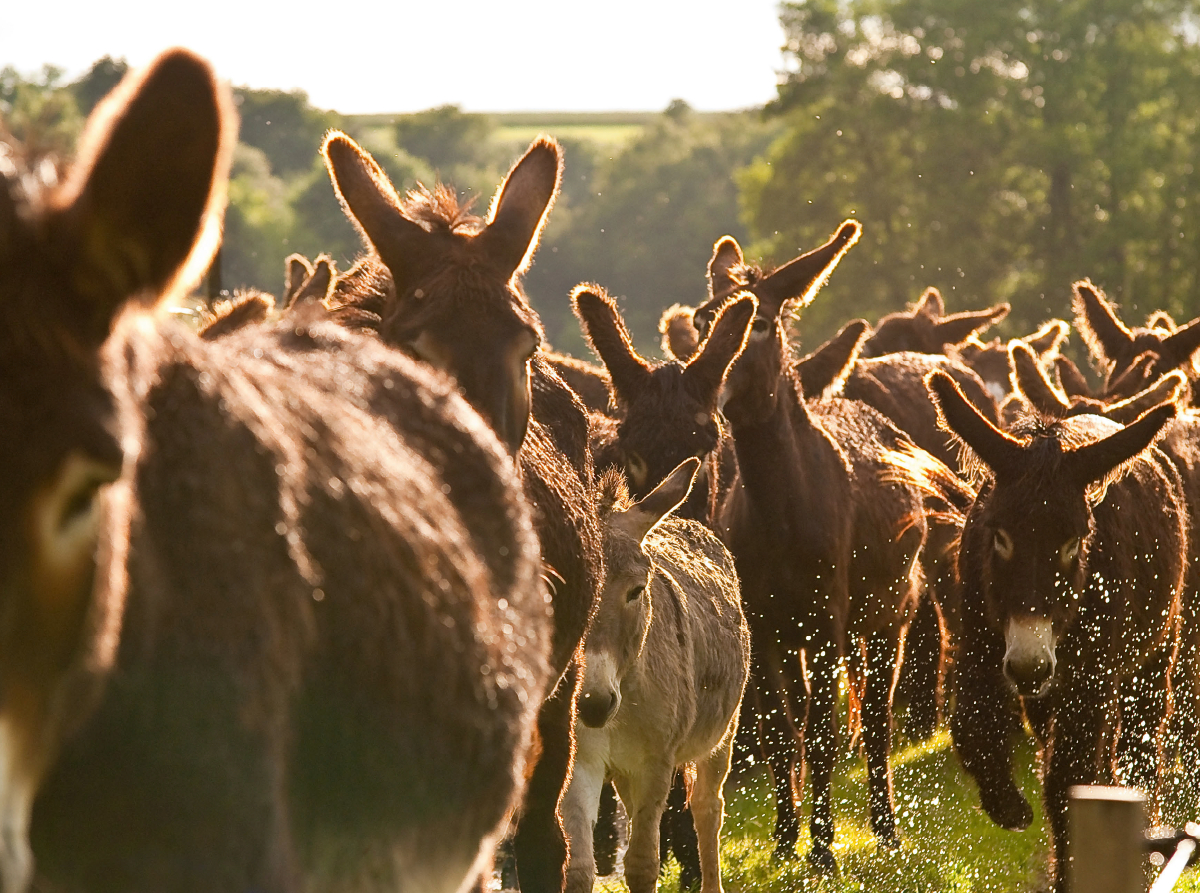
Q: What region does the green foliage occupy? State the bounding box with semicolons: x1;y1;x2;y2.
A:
236;87;339;177
743;0;1200;344
70;56;129;116
0;63;82;165
394;104;498;174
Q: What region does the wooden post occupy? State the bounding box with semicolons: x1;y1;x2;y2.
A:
1068;785;1146;893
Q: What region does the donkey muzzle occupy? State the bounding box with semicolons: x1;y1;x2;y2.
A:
1003;616;1056;698
578;688;620;729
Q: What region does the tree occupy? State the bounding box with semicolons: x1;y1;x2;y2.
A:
235;87;339;177
742;0;1200;342
70;56;129;115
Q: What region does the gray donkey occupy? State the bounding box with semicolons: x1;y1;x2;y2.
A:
562;459;749;893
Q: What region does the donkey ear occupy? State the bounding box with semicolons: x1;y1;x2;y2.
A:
572;284;651;404
1102;371;1187;426
1073;280;1133;364
1158;316;1200;371
286;255;334;309
323;131;431;292
659;303;700;361
480;135;561;278
1147;309;1177;332
1067;402;1175;491
284;253;314;304
914;287;945;320
1025;319;1069;357
48;49;233;342
933;303;1010;347
795;318;870;399
685;294;756;408
1106;352;1158;398
1009;341;1070;417
755;219;861;316
927;370;1024;475
1055;355;1094;399
708;236;745;299
617;457;701;544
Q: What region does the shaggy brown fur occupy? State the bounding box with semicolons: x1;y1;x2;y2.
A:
2;50;551;893
918;371;1187;893
792;318;870;399
197;291;273;340
952;318;1069;403
323;132;604;893
859;288;1010;358
544;350;613;414
563;461;748;893
696;223;927;872
659;304;700;361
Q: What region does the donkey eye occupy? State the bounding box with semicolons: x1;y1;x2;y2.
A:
1060;537;1081;567
993;529;1014;561
627;584;645;603
750;317;771;335
626;453;649;488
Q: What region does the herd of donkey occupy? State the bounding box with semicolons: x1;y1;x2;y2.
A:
6;46;1200;893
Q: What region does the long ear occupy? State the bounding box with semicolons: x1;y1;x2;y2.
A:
48;49;234;342
1106;352;1157;398
1073;280;1133;364
684;295;756;407
913;287;945;320
754;219;861;316
478;135;561;278
708;236;745;299
323;131;431;292
1147;309;1177;332
572;284;652;403
1159;316;1200;370
659;304;699;361
1054;355;1094;399
198;292;272;340
1025;318;1069;357
795;318;870;398
1067;402;1175;489
933;303;1010;347
927;370;1024;475
1009;341;1070;416
1102;371;1187;425
286;255;334;309
284;253;314;304
615;457;701;544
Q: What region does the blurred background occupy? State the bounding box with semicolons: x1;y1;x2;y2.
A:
6;0;1200;357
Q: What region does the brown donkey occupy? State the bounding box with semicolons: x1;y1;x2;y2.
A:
694;222;927;872
1;51;552;893
860;287;1010;358
912;371;1187;892
563;459;749;893
323;132;604;893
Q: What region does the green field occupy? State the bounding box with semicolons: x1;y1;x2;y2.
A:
591;726;1200;893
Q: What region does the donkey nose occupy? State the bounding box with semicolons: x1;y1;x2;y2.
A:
578;689;619;728
1003;652;1054;697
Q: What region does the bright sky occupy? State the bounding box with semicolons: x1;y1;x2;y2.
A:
6;1;787;114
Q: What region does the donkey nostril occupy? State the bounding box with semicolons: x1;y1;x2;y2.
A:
1004;654;1054;695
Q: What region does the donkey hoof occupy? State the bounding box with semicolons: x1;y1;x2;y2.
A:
980;789;1033;831
771;840;800;863
877;830;902;851
807;846;838;876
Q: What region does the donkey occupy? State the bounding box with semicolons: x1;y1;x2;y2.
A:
322;131;604;893
544;350;613;415
952;318;1069;404
1074;279;1200;394
913;370;1188;892
2;50;552;893
859;287;1010;358
695;222;927;872
573;285;755;523
562;459;749;893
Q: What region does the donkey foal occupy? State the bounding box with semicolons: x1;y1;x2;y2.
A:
563;459;749;893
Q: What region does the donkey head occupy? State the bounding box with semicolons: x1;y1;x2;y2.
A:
1074;280;1200;392
573;285;753;495
694;221;860;423
956;319;1068;404
861;288;1010;358
579;459;700;728
928;371;1175;697
0;50;233;888
324;134;562;451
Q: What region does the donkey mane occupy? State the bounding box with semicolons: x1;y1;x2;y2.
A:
597;466;632;517
404;182;482;234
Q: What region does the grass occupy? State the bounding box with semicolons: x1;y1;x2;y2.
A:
590;723;1200;893
494;123;645;148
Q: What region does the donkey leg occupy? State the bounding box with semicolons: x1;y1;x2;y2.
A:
895;591;944;741
614;766;674;893
759;682;804;861
692;734;735;893
863;629;900;845
1043;688;1107;893
561;742;606;893
806;643;839;875
593;783;621;877
514;666;577;893
951;629;1032;831
1116;649;1172;801
661;770;700;890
